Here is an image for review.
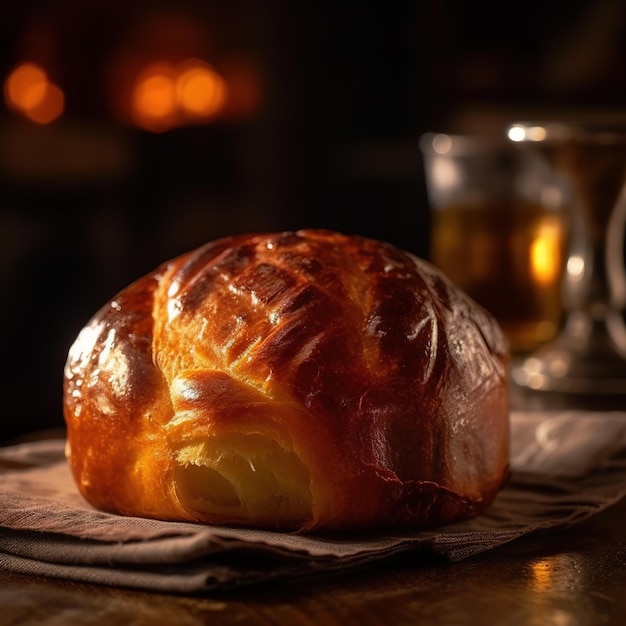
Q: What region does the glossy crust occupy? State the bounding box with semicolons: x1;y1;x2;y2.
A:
63;229;509;532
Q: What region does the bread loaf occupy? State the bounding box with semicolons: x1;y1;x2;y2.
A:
63;229;509;532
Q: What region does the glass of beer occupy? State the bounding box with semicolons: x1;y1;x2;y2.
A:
507;120;626;404
419;132;570;355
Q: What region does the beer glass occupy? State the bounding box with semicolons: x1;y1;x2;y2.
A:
419;132;569;355
508;121;626;404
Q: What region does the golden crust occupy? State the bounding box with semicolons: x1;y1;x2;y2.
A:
63;229;509;532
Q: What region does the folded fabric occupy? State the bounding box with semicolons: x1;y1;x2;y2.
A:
2;410;626;593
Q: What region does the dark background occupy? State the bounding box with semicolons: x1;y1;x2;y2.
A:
2;0;626;442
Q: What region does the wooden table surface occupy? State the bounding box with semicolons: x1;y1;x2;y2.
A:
4;382;626;625
3;487;626;625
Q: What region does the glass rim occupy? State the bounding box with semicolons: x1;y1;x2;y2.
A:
507;119;626;145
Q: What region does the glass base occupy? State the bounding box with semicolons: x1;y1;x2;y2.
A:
511;311;626;410
512;311;626;409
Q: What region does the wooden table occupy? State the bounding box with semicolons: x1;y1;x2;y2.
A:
2;490;626;625
4;381;626;625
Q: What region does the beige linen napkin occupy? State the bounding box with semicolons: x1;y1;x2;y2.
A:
2;410;626;593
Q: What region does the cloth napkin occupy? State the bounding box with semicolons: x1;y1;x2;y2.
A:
2;410;626;594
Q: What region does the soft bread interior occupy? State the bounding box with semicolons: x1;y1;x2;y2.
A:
172;433;313;527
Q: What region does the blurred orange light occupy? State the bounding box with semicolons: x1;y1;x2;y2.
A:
26;83;64;124
177;60;227;118
530;222;561;286
130;59;228;132
3;62;64;124
5;63;47;110
131;62;177;132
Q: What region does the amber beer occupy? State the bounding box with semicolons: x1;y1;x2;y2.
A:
430;200;569;354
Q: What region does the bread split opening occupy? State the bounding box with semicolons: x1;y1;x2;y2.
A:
172;433;313;527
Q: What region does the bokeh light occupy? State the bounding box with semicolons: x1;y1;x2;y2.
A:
131;62;178;132
177;59;227;118
130;59;228;132
3;62;65;124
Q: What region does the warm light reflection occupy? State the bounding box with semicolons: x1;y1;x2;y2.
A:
130;59;228;132
508;124;548;143
567;255;586;281
3;62;64;124
529;554;582;592
530;221;561;285
507;125;527;142
432;133;453;155
526;555;584;625
431;155;461;190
